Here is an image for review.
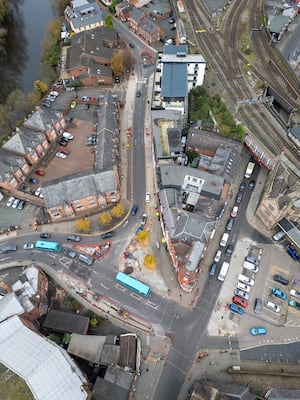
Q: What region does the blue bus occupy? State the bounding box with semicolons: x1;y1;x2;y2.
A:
35;241;62;252
115;272;151;298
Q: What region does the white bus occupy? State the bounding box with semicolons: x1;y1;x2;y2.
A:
218;262;230;282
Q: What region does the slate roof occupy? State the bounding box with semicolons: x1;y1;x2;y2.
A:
23;108;63;132
42;309;89;334
42;170;116;208
68;2;104;31
139;17;159;35
129;7;144;23
2;127;45;155
119;334;137;370
0;149;25;176
161;63;187;97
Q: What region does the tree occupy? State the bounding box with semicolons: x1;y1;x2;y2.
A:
76;218;91;232
33;80;48;98
136;230;150;246
110;53;124;77
99;211;112;225
144;254;156;270
111;204;125;218
121;49;135;72
105;15;114;29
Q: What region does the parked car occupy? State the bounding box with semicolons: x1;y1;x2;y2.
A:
136;226;143;235
286;244;299;261
136;91;141;98
214;250;222;263
230;205;239;218
35;170;45;176
141;213;148;225
239;182;246;192
45;95;55;102
226;218;234;232
63;248;77;259
209;263;217;276
288;299;300;310
17;200;25;210
101;231;115;240
168;17;175;23
12;198;20;209
244;256;259;266
234;289;250;300
232;295;248;308
6;196;15;207
229;303;244;315
90;97;96;102
23;243;34;250
266;300;280;313
238;274;254;286
225;244;234;256
243;261;259;274
58;139;68;146
49;91;59;97
272;230;285;242
248;180;255;190
250;327;267;336
290;289;300;299
29;177;39;184
254;298;262;314
40;233;51;239
56;152;67;159
70;100;76;108
272;288;287;300
235;192;243;204
63;132;74;140
145;192;151;202
42;100;51;108
273;274;289;286
60;147;70;155
236;281;251;292
34;187;43;197
67;235;81;242
129;42;135;48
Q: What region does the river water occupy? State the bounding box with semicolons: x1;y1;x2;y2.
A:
0;0;55;100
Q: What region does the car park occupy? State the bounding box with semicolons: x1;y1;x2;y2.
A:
226;218;234;231
239;182;246;192
145;192;151;202
266;300;280;313
101;231;115;240
243;261;259;274
214;250;222;263
40;233;51;239
12;198;20;209
230;205;239;218
56;152;67;159
272;288;287;300
0;244;17;253
29;177;39;184
63;248;77;259
23;243;34;250
234;289;249;300
232;295;248;308
229;303;244;315
237;281;251;293
225;244;234;256
6;196;15;207
248;180;255;190
288;299;300;310
209;263;217;276
131;205;138;216
17;200;25;210
70;100;76;108
235;192;243;204
35;170;45;176
238;274;254;286
254;298;262;314
290;289;300;299
273;274;289;286
67;235;81;242
250;327;267;336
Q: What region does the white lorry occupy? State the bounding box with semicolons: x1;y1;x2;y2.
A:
244;161;255;179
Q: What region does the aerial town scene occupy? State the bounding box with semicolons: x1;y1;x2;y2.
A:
0;0;300;399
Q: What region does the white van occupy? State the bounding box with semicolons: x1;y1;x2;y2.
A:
220;232;229;247
218;262;229;282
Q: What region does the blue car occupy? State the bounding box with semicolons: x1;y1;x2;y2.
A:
29;177;39;184
135;226;143;235
250;327;267;336
229;303;244;315
288;300;300;310
272;288;287;300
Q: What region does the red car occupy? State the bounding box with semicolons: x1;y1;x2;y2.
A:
232;295;248;308
35;170;45;176
60;147;70;155
90;97;97;102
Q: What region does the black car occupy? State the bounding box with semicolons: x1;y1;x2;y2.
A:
239;182;246;192
235;192;243;204
129;42;135;48
226;218;234;232
40;233;51;239
248;180;255;190
225;244;234;256
58;139;68;146
101;231;115;240
63;248;77;259
273;274;289;286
